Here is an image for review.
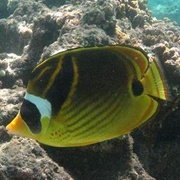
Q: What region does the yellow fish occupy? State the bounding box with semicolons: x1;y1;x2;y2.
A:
6;45;169;147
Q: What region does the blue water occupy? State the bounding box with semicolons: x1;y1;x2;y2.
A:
148;0;180;25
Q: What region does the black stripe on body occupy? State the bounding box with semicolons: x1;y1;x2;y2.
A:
63;49;131;132
46;55;74;116
64;49;129;118
73;49;129;97
68;91;122;135
29;57;61;96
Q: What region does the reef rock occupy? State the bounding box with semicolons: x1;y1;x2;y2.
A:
0;130;73;180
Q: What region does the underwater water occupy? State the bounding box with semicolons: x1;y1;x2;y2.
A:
148;0;180;25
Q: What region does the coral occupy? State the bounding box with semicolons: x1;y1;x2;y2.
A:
142;21;180;47
42;136;155;180
0;19;30;55
0;88;24;126
0;135;73;179
82;0;117;35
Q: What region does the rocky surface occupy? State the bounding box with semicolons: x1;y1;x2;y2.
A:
0;0;180;179
0;128;73;180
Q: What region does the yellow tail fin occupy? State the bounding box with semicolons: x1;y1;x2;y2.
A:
142;60;169;101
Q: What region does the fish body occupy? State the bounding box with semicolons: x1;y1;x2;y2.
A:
6;45;169;147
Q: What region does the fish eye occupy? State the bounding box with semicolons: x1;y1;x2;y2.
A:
20;99;41;134
132;78;144;96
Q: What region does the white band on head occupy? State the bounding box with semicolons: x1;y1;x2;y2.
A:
24;93;52;119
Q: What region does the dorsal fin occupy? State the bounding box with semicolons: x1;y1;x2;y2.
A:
112;45;149;79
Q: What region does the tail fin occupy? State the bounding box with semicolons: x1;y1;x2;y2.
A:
142;60;170;101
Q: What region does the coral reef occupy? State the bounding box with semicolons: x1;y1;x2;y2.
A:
0;131;72;180
0;0;180;179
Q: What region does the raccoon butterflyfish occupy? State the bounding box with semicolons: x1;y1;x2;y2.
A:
6;45;169;147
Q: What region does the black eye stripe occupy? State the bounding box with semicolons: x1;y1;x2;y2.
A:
132;78;144;96
20;99;41;134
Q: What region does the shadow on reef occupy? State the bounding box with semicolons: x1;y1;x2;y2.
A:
133;98;180;180
42;0;66;8
41;138;132;180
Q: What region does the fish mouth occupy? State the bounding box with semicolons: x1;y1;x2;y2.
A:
6;113;22;135
6;112;30;136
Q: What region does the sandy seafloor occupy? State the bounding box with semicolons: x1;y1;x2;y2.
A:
0;0;180;179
